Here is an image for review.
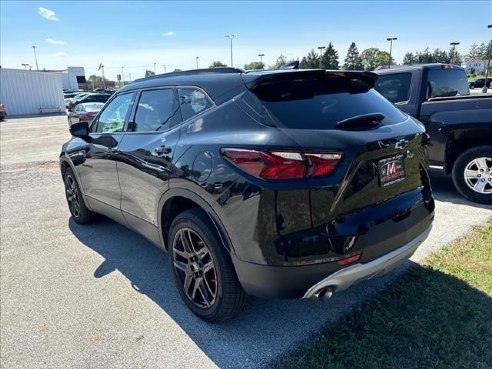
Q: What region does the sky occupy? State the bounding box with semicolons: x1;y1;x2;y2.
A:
1;1;491;82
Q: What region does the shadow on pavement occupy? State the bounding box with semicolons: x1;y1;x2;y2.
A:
69;217;411;368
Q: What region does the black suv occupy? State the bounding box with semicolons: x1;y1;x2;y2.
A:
60;68;435;322
469;78;491;89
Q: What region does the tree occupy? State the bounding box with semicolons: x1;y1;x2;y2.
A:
209;61;227;68
173;68;182;72
374;51;394;69
448;46;462;65
88;75;110;83
320;42;339;70
403;52;415;65
270;54;288;69
466;43;479;61
145;70;155;77
343;42;362;70
432;48;449;63
244;61;265;70
360;48;380;71
299;49;319;69
414;47;433;63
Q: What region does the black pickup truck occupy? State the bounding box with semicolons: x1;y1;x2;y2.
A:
374;64;492;204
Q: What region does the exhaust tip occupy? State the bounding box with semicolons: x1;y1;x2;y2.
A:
315;287;333;302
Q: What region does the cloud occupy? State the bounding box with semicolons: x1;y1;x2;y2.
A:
162;31;175;37
54;52;67;58
46;38;67;45
39;7;59;21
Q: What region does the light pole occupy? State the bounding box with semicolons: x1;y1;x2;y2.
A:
32;45;39;70
258;53;265;64
386;37;397;68
482;25;492;93
153;62;156;74
450;42;460;65
21;63;30;70
196;56;199;69
317;46;326;68
121;66;125;84
225;34;235;67
162;64;166;73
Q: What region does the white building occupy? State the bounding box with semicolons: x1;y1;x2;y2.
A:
61;66;86;90
465;60;488;74
0;68;65;116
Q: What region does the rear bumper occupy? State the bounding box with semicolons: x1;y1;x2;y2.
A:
303;224;432;298
232;224;432;299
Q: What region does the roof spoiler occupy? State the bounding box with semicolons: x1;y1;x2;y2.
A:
242;70;379;90
279;60;299;70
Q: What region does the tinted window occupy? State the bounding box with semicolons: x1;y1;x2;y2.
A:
250;78;407;130
375;73;412;103
133;89;180;132
427;69;470;98
92;93;134;133
179;88;214;121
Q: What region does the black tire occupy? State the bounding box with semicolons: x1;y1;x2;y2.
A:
63;167;98;224
451;146;492;205
168;209;247;323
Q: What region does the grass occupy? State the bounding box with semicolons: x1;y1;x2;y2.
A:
275;219;492;369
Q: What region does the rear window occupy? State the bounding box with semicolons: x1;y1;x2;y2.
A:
427;69;470;98
249;77;407;129
375;73;412;103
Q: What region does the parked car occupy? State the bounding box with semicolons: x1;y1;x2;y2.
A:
60;67;435;322
65;93;89;109
67;93;111;111
374;64;492;204
67;102;104;125
0;103;5;120
469;78;491;89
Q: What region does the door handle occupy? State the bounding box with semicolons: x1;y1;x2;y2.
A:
154;145;172;156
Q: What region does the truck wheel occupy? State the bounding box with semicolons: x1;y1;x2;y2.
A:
452;146;492;205
168;209;247;322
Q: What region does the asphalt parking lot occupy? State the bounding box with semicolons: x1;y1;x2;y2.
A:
1;115;491;369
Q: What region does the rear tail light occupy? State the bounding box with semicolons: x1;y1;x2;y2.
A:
83;113;95;119
221;148;342;181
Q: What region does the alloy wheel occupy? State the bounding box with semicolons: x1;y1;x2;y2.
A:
65;174;80;218
463;157;492;194
172;228;217;309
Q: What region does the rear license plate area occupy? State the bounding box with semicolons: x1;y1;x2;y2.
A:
378;154;405;187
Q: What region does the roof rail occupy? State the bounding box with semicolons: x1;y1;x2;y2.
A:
134;67;244;83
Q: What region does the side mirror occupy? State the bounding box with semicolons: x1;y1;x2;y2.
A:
70;121;90;138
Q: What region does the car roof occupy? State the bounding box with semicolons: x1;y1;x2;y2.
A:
374;63;465;74
118;67;378;103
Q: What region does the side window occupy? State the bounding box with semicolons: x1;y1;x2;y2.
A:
178;88;213;121
92;93;134;133
133;89;180;132
375;73;412;103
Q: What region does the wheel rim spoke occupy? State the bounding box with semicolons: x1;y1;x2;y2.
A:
473;180;487;193
465;169;479;179
172;227;217;309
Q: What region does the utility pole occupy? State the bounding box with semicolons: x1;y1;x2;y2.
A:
225;34;235;67
386;37;397;68
121;66;125;84
482;25;492;93
450;41;460;65
258;53;265;64
153;62;156;74
32;45;39;70
317;46;326;68
196;56;199;69
162;64;166;73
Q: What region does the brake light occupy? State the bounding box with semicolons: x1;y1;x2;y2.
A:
83;112;95;119
441;64;454;69
221;148;342;181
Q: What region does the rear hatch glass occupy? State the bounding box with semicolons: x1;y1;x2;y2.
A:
250;76;407;129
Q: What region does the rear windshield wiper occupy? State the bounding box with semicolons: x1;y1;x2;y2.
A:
335;113;385;130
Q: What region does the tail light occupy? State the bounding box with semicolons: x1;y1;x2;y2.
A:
83;112;95;119
221;148;342;181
